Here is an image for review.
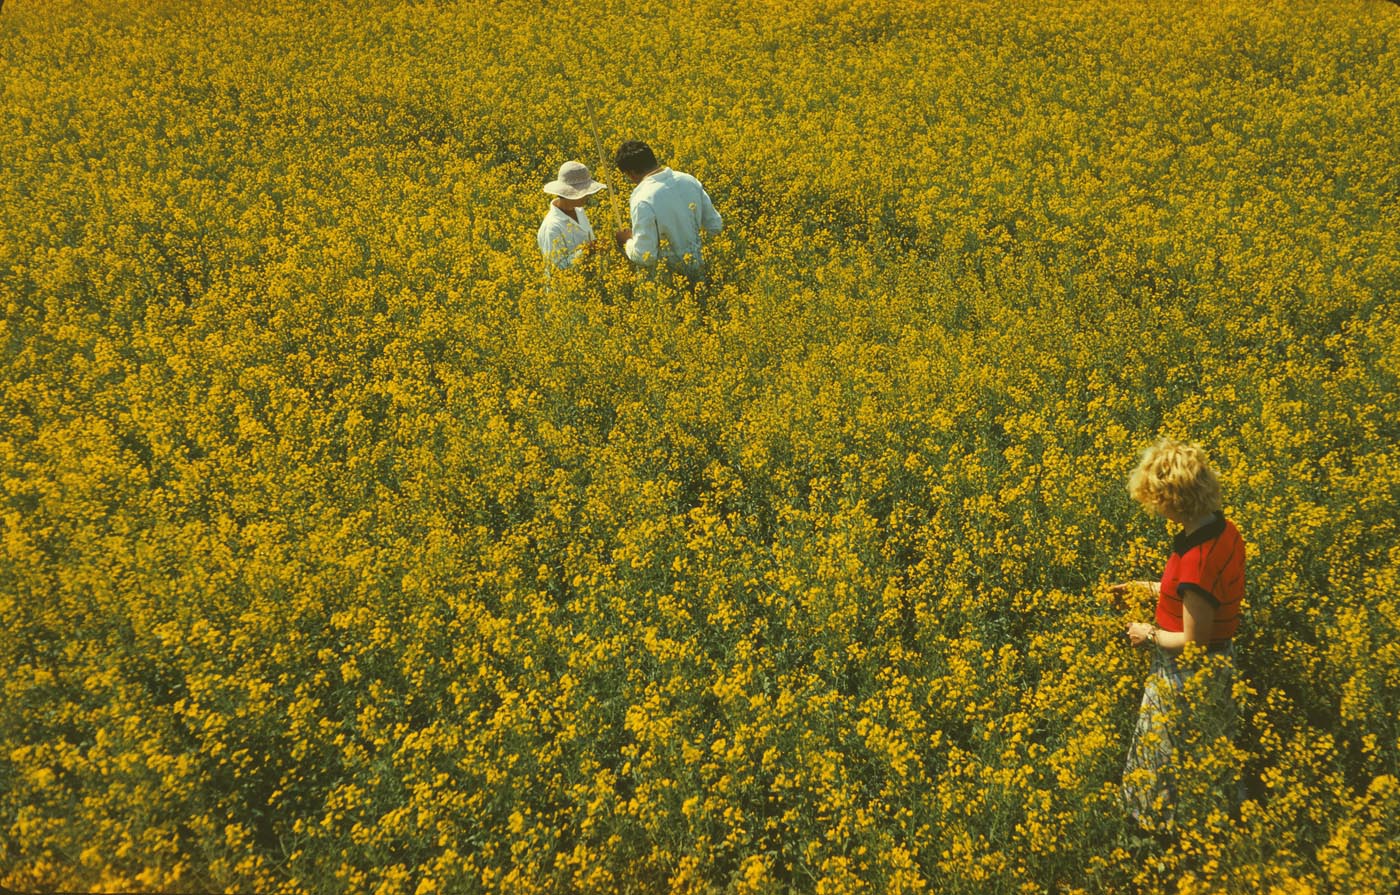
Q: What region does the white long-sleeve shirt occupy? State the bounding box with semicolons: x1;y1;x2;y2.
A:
624;168;723;272
537;204;595;271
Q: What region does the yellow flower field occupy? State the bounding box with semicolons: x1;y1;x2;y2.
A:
2;0;1398;891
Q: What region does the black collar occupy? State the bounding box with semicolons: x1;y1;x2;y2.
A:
1172;512;1226;555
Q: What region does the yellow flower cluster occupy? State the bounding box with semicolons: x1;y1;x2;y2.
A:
2;0;1398;892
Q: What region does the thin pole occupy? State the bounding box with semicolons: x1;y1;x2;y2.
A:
584;96;625;233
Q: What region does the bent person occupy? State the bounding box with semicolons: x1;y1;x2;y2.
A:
612;140;722;279
537;160;608;272
1111;437;1246;831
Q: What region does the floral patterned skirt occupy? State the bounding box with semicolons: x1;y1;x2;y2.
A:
1122;642;1241;831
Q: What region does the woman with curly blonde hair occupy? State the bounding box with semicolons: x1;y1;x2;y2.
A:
1110;437;1245;830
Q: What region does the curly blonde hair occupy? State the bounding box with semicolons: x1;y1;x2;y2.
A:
1128;437;1222;521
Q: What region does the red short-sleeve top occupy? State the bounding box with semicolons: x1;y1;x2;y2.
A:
1156;513;1245;644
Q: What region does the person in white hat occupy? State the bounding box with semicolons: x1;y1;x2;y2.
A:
537;160;608;272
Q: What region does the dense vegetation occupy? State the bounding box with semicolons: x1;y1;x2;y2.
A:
2;0;1398;891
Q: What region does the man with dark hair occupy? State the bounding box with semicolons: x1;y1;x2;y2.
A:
614;141;658;178
612;140;722;278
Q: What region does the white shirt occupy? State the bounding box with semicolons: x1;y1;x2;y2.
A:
537;203;594;271
624;168;723;271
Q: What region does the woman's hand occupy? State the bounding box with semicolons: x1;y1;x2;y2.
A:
1108;580;1159;609
1126;621;1157;648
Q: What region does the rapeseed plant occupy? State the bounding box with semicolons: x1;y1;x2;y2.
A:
2;0;1398;892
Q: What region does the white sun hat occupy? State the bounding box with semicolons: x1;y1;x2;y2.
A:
543;160;608;199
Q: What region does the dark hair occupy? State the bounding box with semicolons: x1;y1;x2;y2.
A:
614;140;658;175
